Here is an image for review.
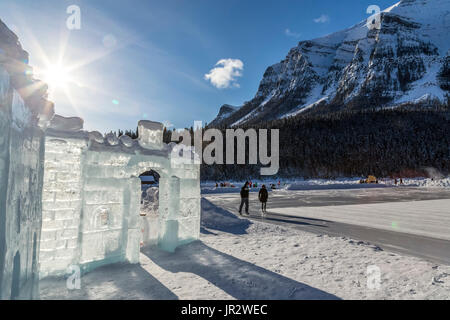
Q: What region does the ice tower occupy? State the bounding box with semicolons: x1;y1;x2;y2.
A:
0;19;54;299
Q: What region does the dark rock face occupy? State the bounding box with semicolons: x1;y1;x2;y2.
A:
439;54;450;90
211;0;450;127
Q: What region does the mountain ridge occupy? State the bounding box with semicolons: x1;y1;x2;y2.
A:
210;0;450;128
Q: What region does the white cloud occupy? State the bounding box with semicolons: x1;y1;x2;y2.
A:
313;14;330;23
285;28;301;38
204;59;244;89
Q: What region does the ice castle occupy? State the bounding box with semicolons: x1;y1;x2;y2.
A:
0;20;200;300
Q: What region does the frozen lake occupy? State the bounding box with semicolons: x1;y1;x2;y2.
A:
204;186;450;265
203;186;450;207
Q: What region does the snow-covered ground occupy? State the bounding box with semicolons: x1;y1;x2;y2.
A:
39;192;450;300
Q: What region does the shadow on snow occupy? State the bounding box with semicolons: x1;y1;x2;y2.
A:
39;262;178;300
143;242;340;300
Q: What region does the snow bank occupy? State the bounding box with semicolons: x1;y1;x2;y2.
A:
201;199;252;234
401;177;450;188
284;182;388;191
202;186;262;194
202;177;450;194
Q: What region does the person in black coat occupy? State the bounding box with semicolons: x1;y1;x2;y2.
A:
239;181;250;215
258;185;268;215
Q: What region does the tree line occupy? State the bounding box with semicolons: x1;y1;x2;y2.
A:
114;100;450;180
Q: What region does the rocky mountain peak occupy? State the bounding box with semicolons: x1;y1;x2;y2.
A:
210;0;449;127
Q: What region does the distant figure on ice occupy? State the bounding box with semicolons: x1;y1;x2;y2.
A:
239;181;250;215
258;185;268;216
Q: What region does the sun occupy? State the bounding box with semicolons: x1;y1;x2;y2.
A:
42;64;71;90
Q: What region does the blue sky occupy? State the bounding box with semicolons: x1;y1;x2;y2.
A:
0;0;395;132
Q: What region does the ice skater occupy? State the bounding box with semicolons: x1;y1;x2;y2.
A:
239;181;250;215
258;184;268;216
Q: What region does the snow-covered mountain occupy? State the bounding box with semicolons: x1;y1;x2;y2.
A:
208;104;241;127
211;0;450;127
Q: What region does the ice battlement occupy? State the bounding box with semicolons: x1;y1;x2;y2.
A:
46;114;173;156
138;120;164;149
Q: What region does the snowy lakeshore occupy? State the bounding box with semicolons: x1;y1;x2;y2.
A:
40;179;450;300
201;177;450;193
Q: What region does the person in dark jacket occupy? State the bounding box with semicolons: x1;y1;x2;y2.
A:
258;185;268;215
239;182;250;215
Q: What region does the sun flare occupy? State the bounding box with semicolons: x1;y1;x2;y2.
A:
42;64;71;90
21;20;123;110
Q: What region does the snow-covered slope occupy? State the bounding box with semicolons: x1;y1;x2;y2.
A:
211;0;450;127
208;104;240;127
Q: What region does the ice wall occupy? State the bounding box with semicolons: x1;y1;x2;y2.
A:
0;19;53;300
39;118;201;278
39;135;88;278
0;67;46;299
